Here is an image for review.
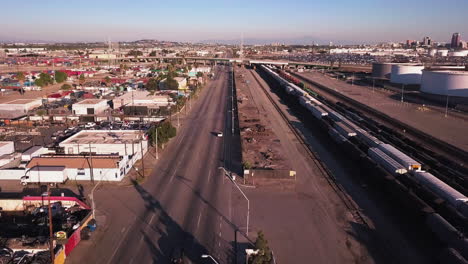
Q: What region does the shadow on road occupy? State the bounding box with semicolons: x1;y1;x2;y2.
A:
131;179;211;263
131;179;242;263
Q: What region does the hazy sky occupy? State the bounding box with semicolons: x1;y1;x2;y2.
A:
1;0;467;44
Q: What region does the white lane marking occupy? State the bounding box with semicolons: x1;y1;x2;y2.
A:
197;213;202;230
148;212;156;225
107;218;134;264
219;231;222;236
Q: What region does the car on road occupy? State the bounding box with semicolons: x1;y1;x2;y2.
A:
216;131;223;137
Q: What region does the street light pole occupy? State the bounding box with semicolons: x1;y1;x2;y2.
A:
231;70;235;134
219;167;249;235
201;254;219;264
90;180;103;219
401;84;405;103
372;78;375;93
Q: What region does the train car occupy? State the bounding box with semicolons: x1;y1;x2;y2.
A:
328;127;347;144
368;148;408;175
334;121;356;138
356;128;383;148
377;144;422;171
412;170;468;215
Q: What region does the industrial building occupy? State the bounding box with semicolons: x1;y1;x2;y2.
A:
26;155;129;181
113;90;172;109
390;64;424;85
59;130;148;161
72;99;109;115
421;70;468;98
0;98;42;114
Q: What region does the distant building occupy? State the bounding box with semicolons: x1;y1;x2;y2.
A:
72;99;109;115
112;90;172;110
451;33;461;49
0;99;42;114
423;36;432;46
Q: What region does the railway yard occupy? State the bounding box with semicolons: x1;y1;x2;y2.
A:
249;64;468;264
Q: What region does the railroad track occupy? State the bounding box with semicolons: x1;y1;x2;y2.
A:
291;72;468;166
248;69;370;228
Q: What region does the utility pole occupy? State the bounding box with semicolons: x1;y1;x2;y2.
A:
139;120;145;178
177;105;180;127
47;186;55;263
445;94;449;118
89;143;94;184
154;127;158;160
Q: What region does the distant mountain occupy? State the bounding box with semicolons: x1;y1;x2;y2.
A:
198;35;327;45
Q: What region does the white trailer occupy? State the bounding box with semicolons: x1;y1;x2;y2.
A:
21;166;68;186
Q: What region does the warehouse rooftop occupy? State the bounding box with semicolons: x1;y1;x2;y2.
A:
75;99;107;105
2;98;42;104
59;130;143;145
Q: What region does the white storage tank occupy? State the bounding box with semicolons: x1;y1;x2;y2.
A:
372;63;393;79
421;70;468;97
390;64;424;85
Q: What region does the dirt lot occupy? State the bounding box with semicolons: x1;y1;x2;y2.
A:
235;69;291;170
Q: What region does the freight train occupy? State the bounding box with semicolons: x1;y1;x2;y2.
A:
259;64;468;263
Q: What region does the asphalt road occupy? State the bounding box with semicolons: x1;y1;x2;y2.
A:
67;66;244;264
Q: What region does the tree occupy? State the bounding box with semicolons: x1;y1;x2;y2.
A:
196;72;203;78
61;84;72;90
16;72;25;85
147;121;177;147
54;71;68;83
127;50;143;57
149;51;157;57
79;73;86;85
104;76;111;85
35;73;53;87
146;78;158;91
249;231;272;264
165;76;179;90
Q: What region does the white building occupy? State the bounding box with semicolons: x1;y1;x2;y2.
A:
0;99;42;114
59;130;148;162
26;155;128;181
0;142;14;156
72;99;109;115
113;91;172;109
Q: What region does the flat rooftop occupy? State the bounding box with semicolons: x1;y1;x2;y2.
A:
115;91;169;101
75;99;107;105
0;141;13;148
59;130;143;145
1;98;41;105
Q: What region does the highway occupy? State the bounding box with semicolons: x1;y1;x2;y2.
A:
67;66;243;264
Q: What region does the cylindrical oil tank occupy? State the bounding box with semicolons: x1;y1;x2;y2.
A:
390;64;424;85
372;63;393;79
421;70;468;97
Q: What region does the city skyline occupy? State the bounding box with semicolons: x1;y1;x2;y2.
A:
0;0;467;44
